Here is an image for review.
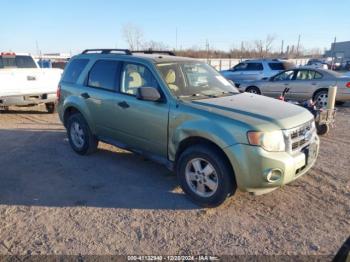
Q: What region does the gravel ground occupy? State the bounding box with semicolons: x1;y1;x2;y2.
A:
0;104;349;257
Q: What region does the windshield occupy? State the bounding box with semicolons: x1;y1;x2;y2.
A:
0;55;37;69
156;62;239;99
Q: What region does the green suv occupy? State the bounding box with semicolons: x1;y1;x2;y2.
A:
57;49;319;207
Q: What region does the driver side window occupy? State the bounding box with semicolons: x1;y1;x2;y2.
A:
274;70;294;81
120;63;159;96
232;63;247;71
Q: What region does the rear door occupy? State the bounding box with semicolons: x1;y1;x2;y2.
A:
289;69;323;100
82;59;123;138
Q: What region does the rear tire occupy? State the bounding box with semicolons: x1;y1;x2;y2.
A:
245;86;261;95
67;113;98;155
45;102;56;113
177;144;236;208
313;90;328;108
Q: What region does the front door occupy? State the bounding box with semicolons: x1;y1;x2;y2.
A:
264;70;296;98
112;62;169;157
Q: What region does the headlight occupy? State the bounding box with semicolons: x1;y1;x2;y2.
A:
247;130;286;152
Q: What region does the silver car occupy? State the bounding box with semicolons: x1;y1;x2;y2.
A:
220;59;294;86
239;68;350;107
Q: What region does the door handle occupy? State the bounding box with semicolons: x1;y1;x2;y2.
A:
81;93;90;99
284;83;289;86
27;76;36;81
311;83;317;86
118;101;130;109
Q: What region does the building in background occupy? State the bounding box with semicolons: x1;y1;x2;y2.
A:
325;41;350;61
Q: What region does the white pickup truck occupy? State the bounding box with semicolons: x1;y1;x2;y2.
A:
0;52;63;113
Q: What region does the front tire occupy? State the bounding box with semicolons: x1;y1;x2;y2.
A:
245;86;261;95
316;123;330;136
177;145;236;208
67;113;98;155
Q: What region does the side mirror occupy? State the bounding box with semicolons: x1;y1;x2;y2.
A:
136;87;161;102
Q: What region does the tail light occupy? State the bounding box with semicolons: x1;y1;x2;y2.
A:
346;82;350;88
56;85;61;101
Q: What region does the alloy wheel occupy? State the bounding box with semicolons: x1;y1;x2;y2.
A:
185;158;219;198
70;122;85;149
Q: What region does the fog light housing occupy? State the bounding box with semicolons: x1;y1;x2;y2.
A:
264;168;283;183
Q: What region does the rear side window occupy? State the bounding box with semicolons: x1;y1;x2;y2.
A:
62;59;89;83
246;63;263;71
88;60;121;91
269;62;294;70
0;55;37;68
268;63;284;70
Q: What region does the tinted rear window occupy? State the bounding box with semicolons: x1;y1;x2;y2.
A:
88;60;121;91
0;55;37;68
62;59;89;83
268;62;294;70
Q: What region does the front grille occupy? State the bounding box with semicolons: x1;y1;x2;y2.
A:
285;120;316;153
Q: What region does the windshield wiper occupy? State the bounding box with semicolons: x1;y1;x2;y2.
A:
178;93;218;99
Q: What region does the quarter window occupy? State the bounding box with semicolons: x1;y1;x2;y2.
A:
62;59;89;83
296;70;322;80
120;63;159;96
88;60;121;91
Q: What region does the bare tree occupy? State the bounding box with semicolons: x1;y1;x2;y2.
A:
264;34;276;54
122;23;144;50
142;40;169;50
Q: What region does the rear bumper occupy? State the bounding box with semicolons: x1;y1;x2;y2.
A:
223;136;320;195
336;90;350;102
0;93;56;106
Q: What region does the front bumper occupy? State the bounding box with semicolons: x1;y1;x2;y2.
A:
223;135;320;195
0;93;56;106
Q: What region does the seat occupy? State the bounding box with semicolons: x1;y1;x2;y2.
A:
165;70;179;92
126;71;143;95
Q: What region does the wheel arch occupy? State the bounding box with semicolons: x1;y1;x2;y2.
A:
245;86;261;94
312;88;328;100
62;104;96;134
174;136;236;181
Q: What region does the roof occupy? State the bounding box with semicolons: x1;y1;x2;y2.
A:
78;49;199;63
243;58;285;63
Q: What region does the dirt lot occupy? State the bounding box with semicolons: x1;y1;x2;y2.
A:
0;104;349;257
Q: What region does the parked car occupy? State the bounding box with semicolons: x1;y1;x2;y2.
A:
0;52;63;112
220;59;294;86
305;59;329;70
239;68;350;107
57;49;319;207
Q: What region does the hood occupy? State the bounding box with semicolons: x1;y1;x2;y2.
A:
187;93;314;130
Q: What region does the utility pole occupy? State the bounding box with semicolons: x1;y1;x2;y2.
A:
206;39;210;61
175;28;178;51
281;40;284;56
296;35;301;58
331;36;337;70
35;40;41;57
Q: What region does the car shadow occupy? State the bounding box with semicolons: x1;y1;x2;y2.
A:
0;128;198;210
0;109;49;114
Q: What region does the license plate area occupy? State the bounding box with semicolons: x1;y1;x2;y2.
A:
303;142;318;165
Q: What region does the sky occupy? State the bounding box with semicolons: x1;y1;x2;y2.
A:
0;0;349;55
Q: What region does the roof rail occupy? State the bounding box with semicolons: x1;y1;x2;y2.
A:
132;50;176;56
82;49;132;55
